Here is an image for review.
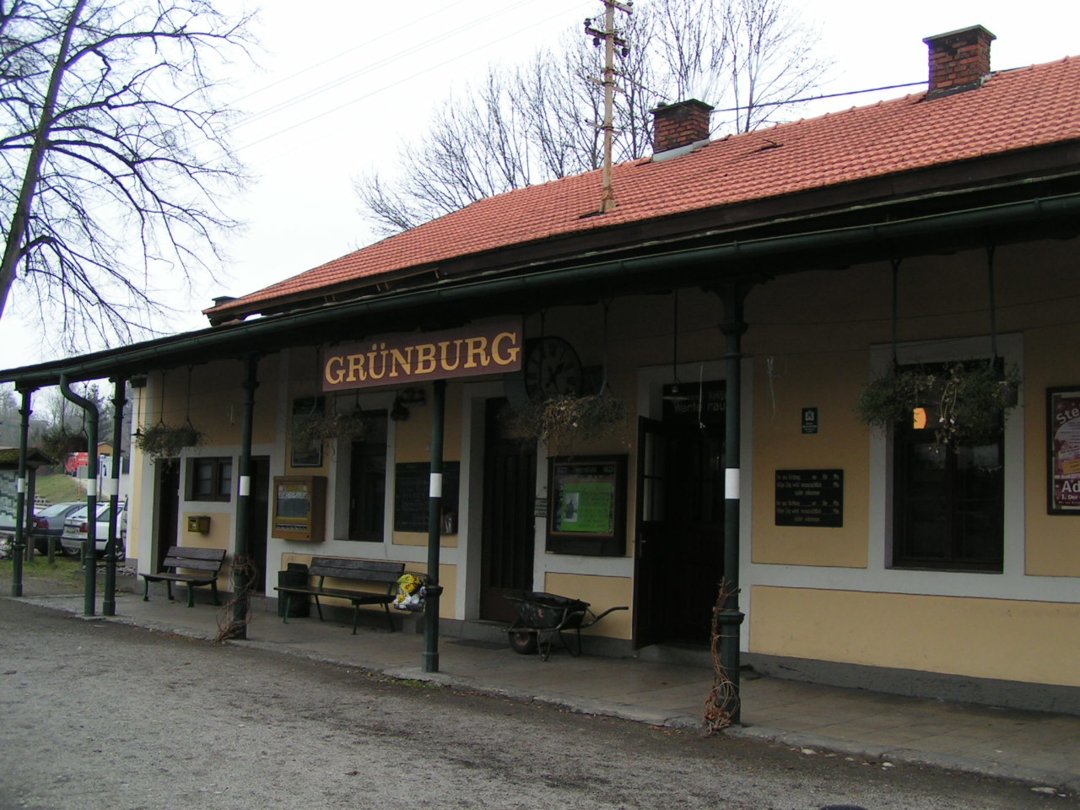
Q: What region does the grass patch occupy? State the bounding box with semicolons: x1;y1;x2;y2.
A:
34;473;83;504
0;554;84;586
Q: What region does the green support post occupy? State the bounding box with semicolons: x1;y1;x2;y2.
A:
719;283;748;725
103;377;126;616
422;379;447;673
11;388;32;597
60;375;98;617
232;355;259;639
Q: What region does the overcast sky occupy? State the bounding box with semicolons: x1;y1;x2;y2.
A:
3;0;1079;369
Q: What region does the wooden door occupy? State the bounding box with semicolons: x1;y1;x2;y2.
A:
479;399;537;623
154;459;180;571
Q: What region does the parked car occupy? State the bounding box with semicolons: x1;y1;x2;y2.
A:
60;502;127;560
30;501;84;555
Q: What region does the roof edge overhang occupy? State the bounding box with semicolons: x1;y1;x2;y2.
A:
207;140;1080;324
5;187;1080;390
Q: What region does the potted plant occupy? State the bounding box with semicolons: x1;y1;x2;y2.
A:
135;420;202;461
503;390;628;450
293;402;370;444
857;360;1020;446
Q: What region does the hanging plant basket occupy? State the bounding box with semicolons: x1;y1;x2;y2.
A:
293;405;371;444
38;427;88;463
856;361;1020;446
503;391;628;449
135;421;202;460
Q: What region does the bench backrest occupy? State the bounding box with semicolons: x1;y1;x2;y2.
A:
162;545;227;573
309;557;405;589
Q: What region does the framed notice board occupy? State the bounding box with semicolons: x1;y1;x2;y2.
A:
547;455;627;556
393;461;460;532
775;469;843;527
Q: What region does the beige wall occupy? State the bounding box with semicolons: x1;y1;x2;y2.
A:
751;585;1080;686
545;572;633;640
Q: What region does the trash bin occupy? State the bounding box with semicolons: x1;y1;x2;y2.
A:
277;563;310;618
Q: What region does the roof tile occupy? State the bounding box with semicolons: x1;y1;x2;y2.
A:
215;56;1080;316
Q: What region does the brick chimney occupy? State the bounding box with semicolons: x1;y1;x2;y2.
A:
923;25;996;98
652;99;714;154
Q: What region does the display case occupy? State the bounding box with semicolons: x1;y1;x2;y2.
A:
271;475;327;541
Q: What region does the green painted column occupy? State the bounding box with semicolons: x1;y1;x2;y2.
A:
103;377;126;617
719;283;748;725
422;379;447;673
60;375;98;617
11;388;32;597
232;355;259;639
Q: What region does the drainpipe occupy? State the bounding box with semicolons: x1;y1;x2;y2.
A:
11;387;32;596
719;282;748;724
60;375;98;616
422;379;447;673
103;376;126;616
232;354;259;639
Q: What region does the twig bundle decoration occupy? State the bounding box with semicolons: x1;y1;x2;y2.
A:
703;578;741;734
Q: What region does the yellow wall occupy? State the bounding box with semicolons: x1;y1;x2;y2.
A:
544;572;633;640
750;585;1080;686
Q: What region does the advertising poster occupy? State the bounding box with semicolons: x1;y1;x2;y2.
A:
1048;387;1080;513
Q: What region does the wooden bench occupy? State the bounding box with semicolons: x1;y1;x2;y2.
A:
274;557;407;634
140;546;227;608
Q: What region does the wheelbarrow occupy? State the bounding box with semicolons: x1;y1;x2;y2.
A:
506;591;628;661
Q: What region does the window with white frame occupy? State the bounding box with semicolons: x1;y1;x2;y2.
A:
890;372;1004;571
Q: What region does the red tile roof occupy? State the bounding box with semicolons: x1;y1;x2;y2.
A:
213;56;1080;318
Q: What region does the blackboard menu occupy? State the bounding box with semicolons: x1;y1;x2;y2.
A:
775;469;843;527
393;461;460;532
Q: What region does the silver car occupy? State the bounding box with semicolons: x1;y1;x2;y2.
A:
60;502;127;560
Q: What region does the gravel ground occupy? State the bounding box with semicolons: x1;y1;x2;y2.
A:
0;597;1071;810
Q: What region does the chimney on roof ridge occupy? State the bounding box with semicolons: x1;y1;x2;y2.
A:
651;99;713;155
923;25;996;98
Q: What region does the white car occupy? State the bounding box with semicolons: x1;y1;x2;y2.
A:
60;502;127;560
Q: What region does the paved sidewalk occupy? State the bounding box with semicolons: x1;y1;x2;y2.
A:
13;589;1080;796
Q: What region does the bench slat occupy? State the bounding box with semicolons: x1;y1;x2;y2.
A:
140;545;226;608
276;556;411;634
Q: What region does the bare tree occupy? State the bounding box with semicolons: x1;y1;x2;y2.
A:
722;0;826;133
357;0;830;234
0;0;254;351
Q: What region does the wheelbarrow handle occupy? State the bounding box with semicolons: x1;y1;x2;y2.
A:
585;605;628;625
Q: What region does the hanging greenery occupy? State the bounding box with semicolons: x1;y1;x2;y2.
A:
293;403;371;444
135;421;202;460
856;361;1020;446
38;426;88;463
503;391;628;449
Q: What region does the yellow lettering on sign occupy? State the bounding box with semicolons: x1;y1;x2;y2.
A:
347;353;366;382
415;343;437;374
324;356;345;386
438;339;463;371
464;336;489;369
389;346;413;378
491;331;520;366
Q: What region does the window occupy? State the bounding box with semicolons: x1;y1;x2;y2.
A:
347;412;387;541
188;457;233;502
891;365;1004;572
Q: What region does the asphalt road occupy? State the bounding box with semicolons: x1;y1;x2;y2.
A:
0;599;1068;810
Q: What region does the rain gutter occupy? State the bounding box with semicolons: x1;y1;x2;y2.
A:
4;191;1080;387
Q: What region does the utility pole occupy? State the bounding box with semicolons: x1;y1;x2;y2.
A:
585;0;632;214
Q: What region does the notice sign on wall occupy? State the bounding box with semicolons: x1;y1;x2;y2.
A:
775;469;843;527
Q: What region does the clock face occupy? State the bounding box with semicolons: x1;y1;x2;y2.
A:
524;337;583;399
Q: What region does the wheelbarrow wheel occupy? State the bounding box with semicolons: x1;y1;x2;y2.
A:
509;629;538;655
